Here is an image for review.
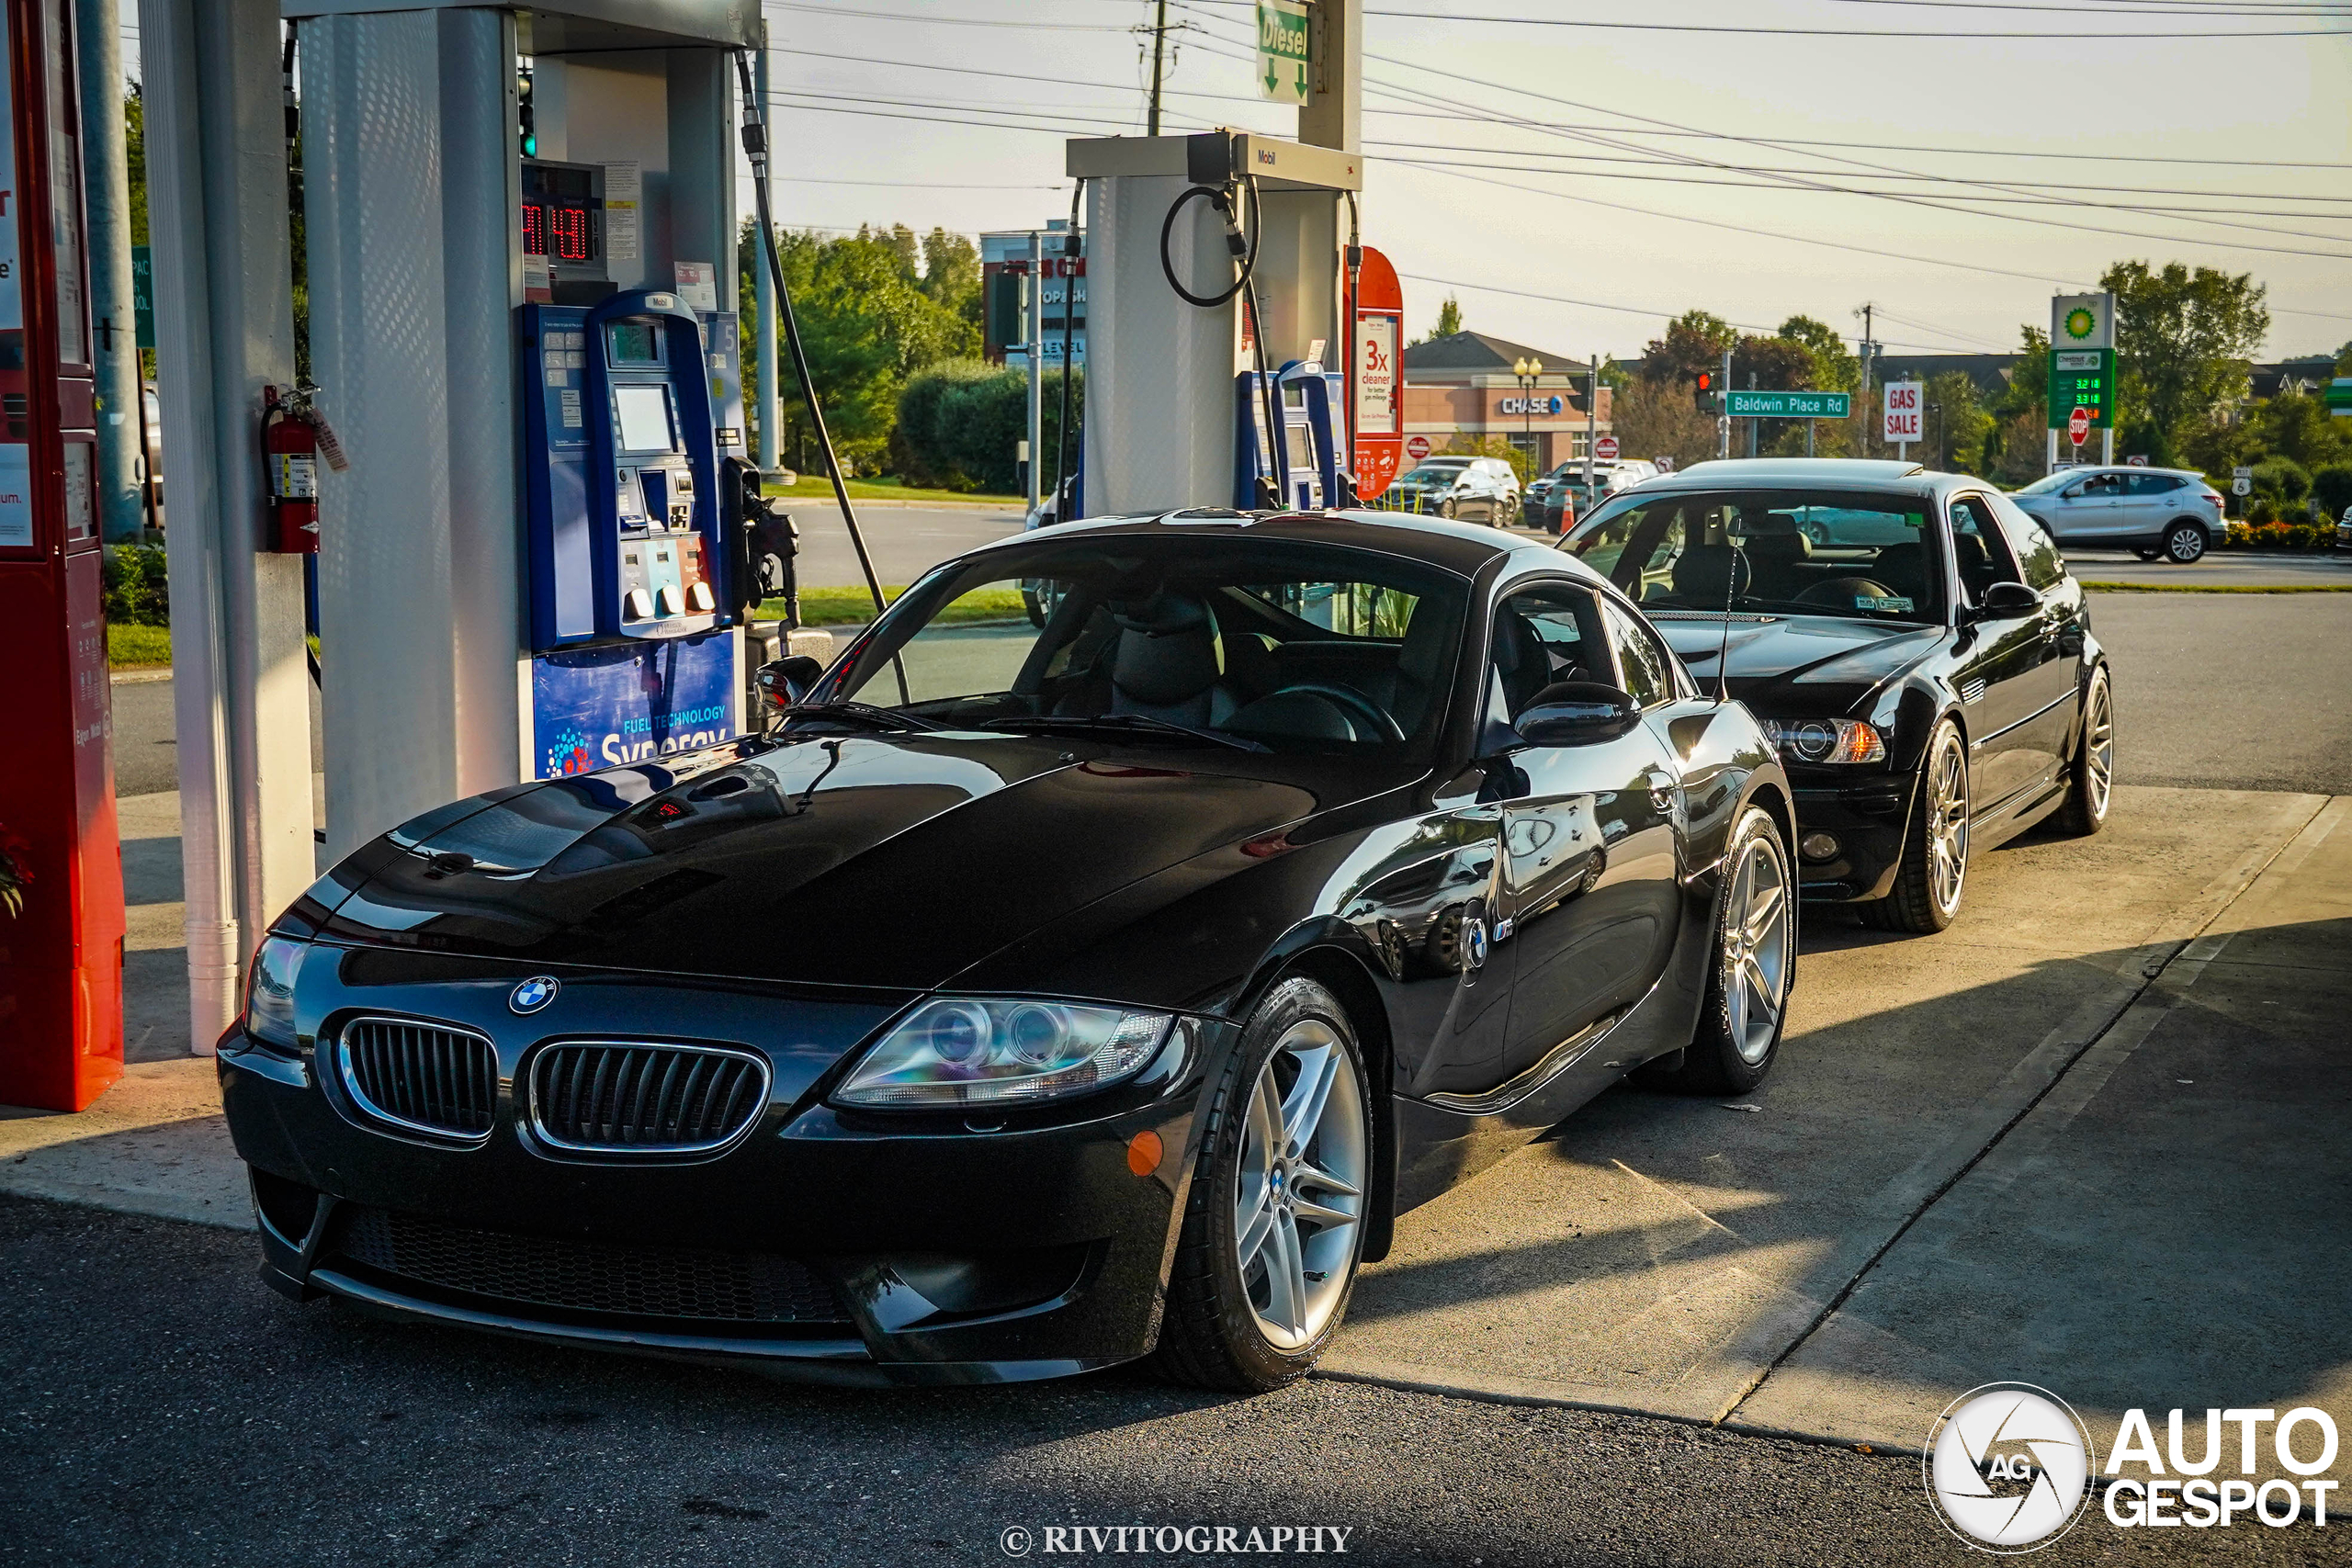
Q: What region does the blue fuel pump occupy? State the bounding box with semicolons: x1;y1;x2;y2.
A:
1235;358;1344;512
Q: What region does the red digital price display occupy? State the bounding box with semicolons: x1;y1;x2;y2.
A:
520;162;600;267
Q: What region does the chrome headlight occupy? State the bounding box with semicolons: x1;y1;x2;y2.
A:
243;935;309;1051
834;998;1173;1108
1759;716;1887;765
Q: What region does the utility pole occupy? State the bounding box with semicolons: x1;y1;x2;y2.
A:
1717;344;1732;460
1858;302;1875;458
1747;372;1758;459
79;0;141;541
1146;0;1169;136
1584;354;1599;495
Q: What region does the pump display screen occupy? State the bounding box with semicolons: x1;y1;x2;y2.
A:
1283;383;1307;411
1284;423;1316;471
613;386;676;452
605;321;662;366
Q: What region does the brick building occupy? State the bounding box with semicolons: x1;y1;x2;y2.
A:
1401;331;1609;471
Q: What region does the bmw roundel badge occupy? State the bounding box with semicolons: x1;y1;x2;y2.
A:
1464;917;1488;971
510;976;560;1014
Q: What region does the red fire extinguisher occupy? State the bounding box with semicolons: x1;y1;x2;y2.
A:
261;383;347;554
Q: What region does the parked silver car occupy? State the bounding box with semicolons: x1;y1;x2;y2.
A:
2008;466;2224;563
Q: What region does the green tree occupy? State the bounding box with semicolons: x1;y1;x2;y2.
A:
1640;310;1736;387
1923;370;1994;477
2101;259;2268;467
737;222;980;473
1410;294;1463;346
918;227;982;332
1778;314;1860;392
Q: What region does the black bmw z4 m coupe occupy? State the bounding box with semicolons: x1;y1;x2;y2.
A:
220;509;1795;1392
1560;459;2116;933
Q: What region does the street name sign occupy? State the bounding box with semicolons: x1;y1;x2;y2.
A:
2328;378;2352;420
1883;381;1923;443
1724;389;1850;419
1257;1;1312;102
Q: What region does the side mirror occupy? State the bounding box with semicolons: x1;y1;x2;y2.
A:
755;654;825;709
1978;581;2041;617
1510;682;1643;748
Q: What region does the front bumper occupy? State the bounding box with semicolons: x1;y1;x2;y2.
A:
219;992;1217;1385
1791;773;1916;902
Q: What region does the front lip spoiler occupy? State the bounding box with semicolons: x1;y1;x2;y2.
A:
301;1267;1133;1388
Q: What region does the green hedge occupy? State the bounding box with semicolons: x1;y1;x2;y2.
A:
894;357;1079;495
2312;463;2352;521
104;543;170;626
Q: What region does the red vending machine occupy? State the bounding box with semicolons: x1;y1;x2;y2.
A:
0;0;122;1111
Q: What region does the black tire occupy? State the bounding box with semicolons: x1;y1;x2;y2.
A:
2162;521;2207;564
1436;498;1455;520
1153;977;1373;1393
1642;807;1795;1095
2054;666;2113;837
1858;720;1970;934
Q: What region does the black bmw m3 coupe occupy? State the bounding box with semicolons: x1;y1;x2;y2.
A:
221;509;1795;1392
1561;459;2115;933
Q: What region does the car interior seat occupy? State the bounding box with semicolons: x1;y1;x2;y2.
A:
1088;592;1245;727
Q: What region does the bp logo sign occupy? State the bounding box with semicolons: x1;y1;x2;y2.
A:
2063;308;2098;342
1924;1383;2097;1552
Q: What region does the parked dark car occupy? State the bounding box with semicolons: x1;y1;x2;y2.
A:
1562;458;2113;933
1379;457;1520;525
219;509;1794;1393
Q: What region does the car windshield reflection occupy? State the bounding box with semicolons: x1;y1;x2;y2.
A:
819;536;1471;755
1565;489;1944;625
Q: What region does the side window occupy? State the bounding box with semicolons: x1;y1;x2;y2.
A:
1989;493;2065;592
1489;582;1610;726
1948;496;2024;605
1602;600;1673;709
2132;473;2184;496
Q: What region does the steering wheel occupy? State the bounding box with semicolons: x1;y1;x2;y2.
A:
1261;682;1406;743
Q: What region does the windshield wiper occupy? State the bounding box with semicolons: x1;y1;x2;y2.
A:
782;700;946;734
983;713;1268;752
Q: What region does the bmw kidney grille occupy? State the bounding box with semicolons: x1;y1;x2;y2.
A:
335;1018;500;1144
529;1043;771;1154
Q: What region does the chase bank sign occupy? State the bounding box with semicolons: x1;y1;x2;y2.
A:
1498;395;1565;415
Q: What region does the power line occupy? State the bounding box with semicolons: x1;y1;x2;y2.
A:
1173;0;2351;35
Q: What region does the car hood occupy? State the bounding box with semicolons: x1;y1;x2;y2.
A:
1654;614;1942;716
313;731;1329;992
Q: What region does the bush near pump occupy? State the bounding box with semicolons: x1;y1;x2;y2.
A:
893;358;1080;495
103;543;170;626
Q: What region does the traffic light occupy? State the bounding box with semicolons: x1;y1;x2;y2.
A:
1694;371;1715;414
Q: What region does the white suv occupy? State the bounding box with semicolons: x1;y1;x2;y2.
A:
2008;466;2225;563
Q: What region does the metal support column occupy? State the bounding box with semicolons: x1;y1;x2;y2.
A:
139;0;314;1049
77;0;141;542
752;26;777;471
1026;231;1043;514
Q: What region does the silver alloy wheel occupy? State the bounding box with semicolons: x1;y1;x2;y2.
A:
1232;1018;1368;1351
2166;524;2205;563
1723;829;1795;1065
2083;676;2114;819
1926;732;1971;917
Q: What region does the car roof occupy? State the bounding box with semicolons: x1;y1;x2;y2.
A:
1617;457;1988;500
2052;465;2206;479
956;506;1577;582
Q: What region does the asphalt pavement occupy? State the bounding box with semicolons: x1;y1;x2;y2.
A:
2058;545;2352;588
1;1194;2334;1568
786;502;1026;589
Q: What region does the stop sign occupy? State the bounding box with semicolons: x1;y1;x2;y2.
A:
1406;434;1430;461
2067;405;2091;445
1594;435;1620;462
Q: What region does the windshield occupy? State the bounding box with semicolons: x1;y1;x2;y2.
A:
1562;488;1944;624
2015;470;2089;495
1396;462;1464;484
824;536;1469;755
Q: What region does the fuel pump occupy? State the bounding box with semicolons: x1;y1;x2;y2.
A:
1235;357;1344;512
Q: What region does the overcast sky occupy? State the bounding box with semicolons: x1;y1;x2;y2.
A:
746;0;2349;363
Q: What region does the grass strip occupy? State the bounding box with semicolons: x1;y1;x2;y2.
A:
763;476;1024;507
756;583;1028;627
2079;581;2352;594
107;624;173;667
